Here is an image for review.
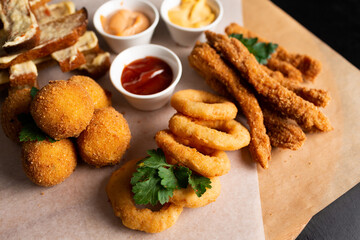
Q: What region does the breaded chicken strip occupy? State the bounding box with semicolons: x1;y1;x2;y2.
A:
261;66;330;107
205;31;332;132
266;58;302;83
189;42;271;168
225;23;322;82
261;106;306;150
204;74;306;151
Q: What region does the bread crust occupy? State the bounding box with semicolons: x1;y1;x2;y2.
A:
0;8;88;68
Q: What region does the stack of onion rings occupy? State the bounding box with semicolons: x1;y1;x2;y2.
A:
107;89;250;233
156;89;250;178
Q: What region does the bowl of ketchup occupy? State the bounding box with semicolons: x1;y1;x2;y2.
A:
110;44;182;111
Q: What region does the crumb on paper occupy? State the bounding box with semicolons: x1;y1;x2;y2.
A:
40;192;44;195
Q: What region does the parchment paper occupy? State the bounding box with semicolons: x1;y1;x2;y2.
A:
0;0;266;239
242;0;360;239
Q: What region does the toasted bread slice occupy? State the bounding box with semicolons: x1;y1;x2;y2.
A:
52;47;86;72
51;31;98;72
34;1;75;25
0;0;40;54
9;61;38;88
29;0;50;10
0;8;88;68
79;49;110;78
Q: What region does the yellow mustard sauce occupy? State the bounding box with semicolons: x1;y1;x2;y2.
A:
168;0;215;28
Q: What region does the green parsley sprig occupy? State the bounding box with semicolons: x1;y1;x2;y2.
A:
131;148;212;206
18;87;57;143
229;33;278;64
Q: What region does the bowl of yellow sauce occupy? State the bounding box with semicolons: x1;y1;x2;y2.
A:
161;0;223;47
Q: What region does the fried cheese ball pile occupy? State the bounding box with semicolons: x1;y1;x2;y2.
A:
1;75;131;187
106;89;250;233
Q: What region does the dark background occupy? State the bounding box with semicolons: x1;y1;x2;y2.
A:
271;0;360;69
270;0;360;239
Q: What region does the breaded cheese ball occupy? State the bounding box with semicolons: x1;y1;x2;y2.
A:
22;139;77;187
1;88;32;143
30;80;94;140
77;107;131;167
68;75;111;109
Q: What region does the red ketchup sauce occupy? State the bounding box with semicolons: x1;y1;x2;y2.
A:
121;56;173;95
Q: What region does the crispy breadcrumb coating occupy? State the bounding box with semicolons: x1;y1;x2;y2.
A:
22;139;77;187
225;23;322;82
205;31;332;132
30;80;94;139
77;107;131;167
68;75;111;109
261;66;330;107
1;88;32;143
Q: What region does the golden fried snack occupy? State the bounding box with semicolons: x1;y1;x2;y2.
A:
170;177;221;208
266;58;302;83
22;139;77;187
171;89;237;120
106;158;183;233
77;107;131;167
155;130;230;177
1;88;32;143
225;23;322;82
205;31;332;132
68;75;111;109
201;73;307;151
169;113;250;151
188;42;271;168
262;107;306;150
30;80;94;139
261;66;330;107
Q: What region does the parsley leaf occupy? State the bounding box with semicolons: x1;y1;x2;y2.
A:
189;174;212;197
131;148;212;206
130;166;156;185
158;188;174;205
173;166;192;188
18;113;57;143
158;166;178;189
142;149;170;168
229;33;278;64
30;87;39;98
132;177;163;205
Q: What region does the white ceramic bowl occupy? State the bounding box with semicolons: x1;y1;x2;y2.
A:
160;0;223;47
110;44;182;111
93;0;159;53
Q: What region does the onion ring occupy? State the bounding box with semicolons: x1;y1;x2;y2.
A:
170;177;221;208
169;113;250;151
106;158;183;233
170;89;237;120
155;130;230;177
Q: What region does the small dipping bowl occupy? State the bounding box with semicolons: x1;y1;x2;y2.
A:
160;0;223;47
93;0;159;53
110;44;182;111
